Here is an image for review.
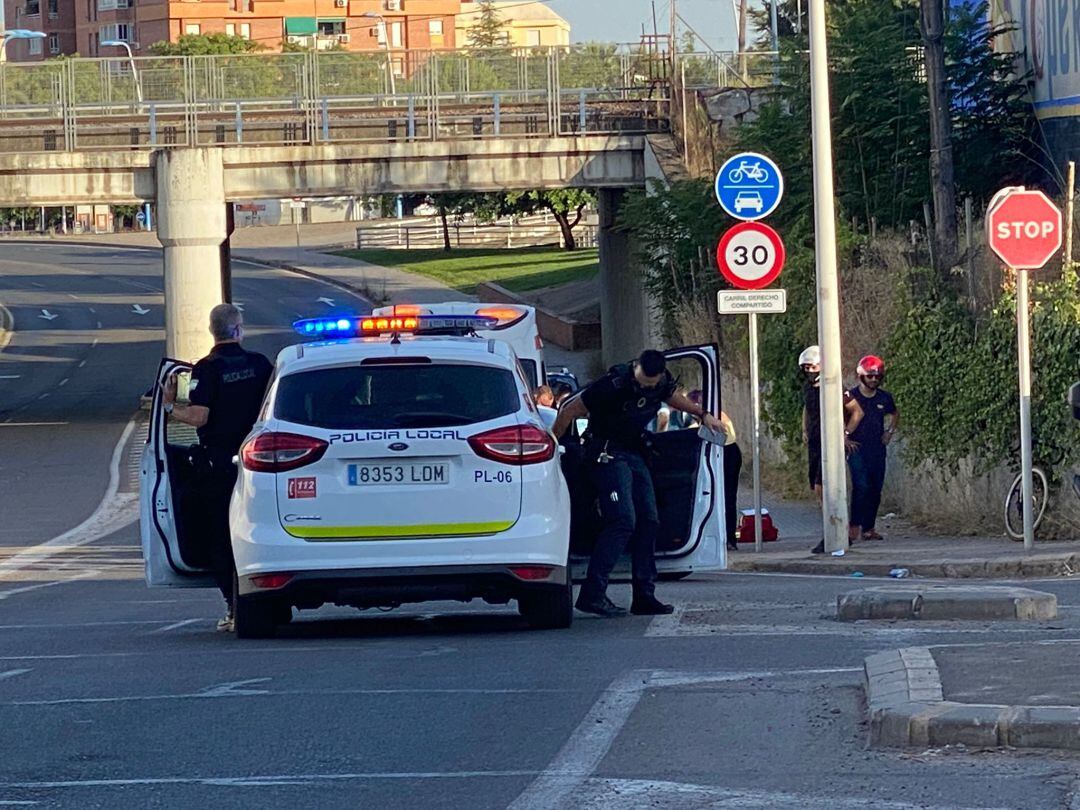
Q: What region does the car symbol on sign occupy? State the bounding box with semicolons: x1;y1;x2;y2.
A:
734;191;764;215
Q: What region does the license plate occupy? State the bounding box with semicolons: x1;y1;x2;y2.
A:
348;462;450;486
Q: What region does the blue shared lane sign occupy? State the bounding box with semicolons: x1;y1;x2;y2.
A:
715;152;784;222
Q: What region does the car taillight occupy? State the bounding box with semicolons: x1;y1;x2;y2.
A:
240;432;328;473
475;306;526;327
468;425;556;466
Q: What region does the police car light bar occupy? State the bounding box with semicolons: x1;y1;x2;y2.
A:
292;315;498;337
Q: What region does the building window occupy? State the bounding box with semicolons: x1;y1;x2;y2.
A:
428;19;442;36
47;0;58;18
388;20;403;47
240;22;250;39
525;28;541;47
28;36;42;54
99;23;130;41
317;19;345;36
48;32;60;53
98;0;131;10
391;57;404;77
225;22;235;36
24;0;40;15
185;23;201;35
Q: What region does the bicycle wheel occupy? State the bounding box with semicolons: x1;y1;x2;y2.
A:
1004;467;1049;541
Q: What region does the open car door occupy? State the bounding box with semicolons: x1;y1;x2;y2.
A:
140;358;217;588
567;344;726;577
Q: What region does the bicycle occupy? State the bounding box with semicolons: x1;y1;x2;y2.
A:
727;160;768;184
1003;466;1049;541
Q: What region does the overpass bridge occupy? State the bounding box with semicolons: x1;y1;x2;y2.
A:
0;47;678;364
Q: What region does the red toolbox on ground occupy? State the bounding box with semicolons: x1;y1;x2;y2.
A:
736;508;779;543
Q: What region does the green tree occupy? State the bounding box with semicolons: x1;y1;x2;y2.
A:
466;0;508;49
504;189;596;251
148;33;264;56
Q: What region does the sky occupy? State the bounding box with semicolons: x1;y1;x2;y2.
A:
546;0;742;52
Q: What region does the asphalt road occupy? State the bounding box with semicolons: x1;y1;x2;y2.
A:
0;242;370;547
2;245;1080;809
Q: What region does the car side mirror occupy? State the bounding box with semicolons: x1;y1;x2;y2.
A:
1070;382;1080;421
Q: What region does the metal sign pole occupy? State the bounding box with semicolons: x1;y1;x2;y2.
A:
1016;268;1035;550
748;311;763;551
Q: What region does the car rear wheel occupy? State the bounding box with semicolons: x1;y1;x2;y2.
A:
233;573;276;639
518;571;573;630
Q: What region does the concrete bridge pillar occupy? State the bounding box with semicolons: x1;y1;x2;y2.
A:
598;188;655;368
156;148;227;362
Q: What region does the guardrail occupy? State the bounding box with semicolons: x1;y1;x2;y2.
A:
0;47;673;153
356;220;598;250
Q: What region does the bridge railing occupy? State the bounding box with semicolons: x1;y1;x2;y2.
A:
0;46;673;154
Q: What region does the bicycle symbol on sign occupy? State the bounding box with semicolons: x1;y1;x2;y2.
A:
728;160;770;184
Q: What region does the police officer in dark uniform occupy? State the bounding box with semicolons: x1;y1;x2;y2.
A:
162;303;273;632
553;350;722;617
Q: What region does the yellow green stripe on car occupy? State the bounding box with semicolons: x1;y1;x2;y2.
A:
285;521;516;540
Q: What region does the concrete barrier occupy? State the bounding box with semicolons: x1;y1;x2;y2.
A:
475;281;600;352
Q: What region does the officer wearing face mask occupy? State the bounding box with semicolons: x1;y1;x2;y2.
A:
552;350;723;618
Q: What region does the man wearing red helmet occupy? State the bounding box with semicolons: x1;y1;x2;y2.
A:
847;355;899;542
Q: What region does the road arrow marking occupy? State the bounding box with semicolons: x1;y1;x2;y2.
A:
198;678;272;698
317;297;335;306
131;304;150;316
38;310;58;321
234;303;244;312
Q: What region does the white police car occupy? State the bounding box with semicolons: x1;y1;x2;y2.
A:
141;316;727;638
142;314;570;637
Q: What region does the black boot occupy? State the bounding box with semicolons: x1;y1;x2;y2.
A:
810;540;825;554
630;594;674;615
575;592;627;617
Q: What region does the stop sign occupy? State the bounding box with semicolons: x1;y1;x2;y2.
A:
987;188;1062;270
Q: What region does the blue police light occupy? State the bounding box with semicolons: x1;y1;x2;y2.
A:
292;314;499;338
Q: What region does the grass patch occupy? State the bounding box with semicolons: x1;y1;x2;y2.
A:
335;246;599;295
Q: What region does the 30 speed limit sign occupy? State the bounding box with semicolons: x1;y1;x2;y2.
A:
716;222;786;290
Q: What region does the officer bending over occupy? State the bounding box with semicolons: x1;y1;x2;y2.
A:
162;304;273;632
552;350;722;618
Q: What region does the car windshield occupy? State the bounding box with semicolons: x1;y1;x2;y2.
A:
274;363;520;429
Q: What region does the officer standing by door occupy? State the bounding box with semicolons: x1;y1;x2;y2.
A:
553;350;723;618
161;304;273;632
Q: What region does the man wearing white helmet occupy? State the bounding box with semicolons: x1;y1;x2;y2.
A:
799;345;863;554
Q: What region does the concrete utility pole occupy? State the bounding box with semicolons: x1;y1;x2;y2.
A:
920;0;958;272
737;0;748;78
808;0;849;553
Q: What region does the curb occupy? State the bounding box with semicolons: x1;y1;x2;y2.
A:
865;647;1080;751
729;552;1080;579
837;586;1058;621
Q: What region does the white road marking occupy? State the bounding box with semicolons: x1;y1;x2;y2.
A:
573;778;1019;810
644;602;686;637
95;321;102;329
0;417;137;577
0;770;535;790
37;310;57;321
35;393;48;400
78;360;87;368
88;307;96;314
57;378;68;387
0;375;20;379
508;667;864;810
0;669;32;681
149;618;202;634
199;678;273;698
91;338;98;347
317;296;336;306
131;304;150;316
0;800;39;805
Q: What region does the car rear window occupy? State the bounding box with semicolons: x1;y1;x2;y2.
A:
274;363;520;429
519;358;538;390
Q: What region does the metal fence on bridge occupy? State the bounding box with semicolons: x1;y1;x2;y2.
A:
0;46;673;154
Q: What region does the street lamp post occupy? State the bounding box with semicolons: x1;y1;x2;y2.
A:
807;0;849;553
101;39;143;104
362;12;397;97
1;29;47;61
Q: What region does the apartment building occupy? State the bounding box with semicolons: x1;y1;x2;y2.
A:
456;1;569;49
2;0;462;60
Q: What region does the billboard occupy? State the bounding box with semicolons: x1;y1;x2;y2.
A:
996;0;1080;120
